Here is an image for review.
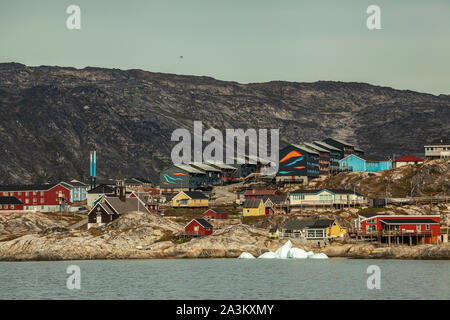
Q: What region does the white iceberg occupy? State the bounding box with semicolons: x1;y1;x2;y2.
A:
309;253;329;259
287;248;308;259
274;240;292;259
257;251;278;259
238;252;255;259
306;251;314;257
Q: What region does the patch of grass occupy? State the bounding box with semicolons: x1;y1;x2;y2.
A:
171;236;192;244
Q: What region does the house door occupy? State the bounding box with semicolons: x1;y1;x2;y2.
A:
97;214;102;224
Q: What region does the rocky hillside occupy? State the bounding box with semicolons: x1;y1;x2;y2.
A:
0;62;449;183
315;160;449;198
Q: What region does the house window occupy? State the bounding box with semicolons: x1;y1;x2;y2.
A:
426;224;430;230
11;205;14;209
25;199;29;204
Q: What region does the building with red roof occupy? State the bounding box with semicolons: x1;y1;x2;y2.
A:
394;155;424;168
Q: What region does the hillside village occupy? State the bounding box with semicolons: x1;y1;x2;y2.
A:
0;137;449;260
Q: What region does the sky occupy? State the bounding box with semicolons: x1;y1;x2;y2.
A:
0;0;449;95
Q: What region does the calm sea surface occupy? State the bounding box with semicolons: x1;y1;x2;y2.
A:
0;258;448;300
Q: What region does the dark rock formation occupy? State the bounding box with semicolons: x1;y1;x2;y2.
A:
0;62;449;183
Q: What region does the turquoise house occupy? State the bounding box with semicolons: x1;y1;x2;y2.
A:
339;154;392;172
61;180;89;203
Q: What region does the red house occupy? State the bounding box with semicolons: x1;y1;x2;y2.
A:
0;183;71;212
203;208;229;220
185;218;213;236
361;215;440;244
244;189;279;200
0;196;24;211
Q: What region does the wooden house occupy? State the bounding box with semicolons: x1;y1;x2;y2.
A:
185;218;213;236
394;155;424;168
203;208;229;220
339;154;392;172
87;179;149;229
171;191;209;208
244;189;279;200
276;144;319;185
304;219;347;241
0;196;24;211
263;194;289;214
360;215;441;245
242;198;266;216
160;164;207;194
0;183;71;212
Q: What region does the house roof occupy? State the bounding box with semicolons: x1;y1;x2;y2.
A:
324;137;354;147
61;180;88;187
182;191;208;199
303;142;330;153
97;202;115;215
289;189;322;195
395;155;424;162
306;219;335;229
207;208;229;214
325;189;364;196
291;144;319;155
313;141;341;152
0;196;23;205
131;192;150;204
174;164;206;174
244;189;278;196
283;219;315;230
243;198;263;208
380;218;439;225
263;194;287;204
342;154;386;162
359;213;383;218
0;184;60;192
88;184;115;194
189;218;213;229
105;196;149;214
190;163;221;172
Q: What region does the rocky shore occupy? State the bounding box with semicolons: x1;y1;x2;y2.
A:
0;211;449;261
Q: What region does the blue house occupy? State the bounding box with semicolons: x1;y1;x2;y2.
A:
339;154;392;172
61;180;89;203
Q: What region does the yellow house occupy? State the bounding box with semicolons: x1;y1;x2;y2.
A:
242;198;266;216
305;219;347;240
171;191;209;208
327;219;347;238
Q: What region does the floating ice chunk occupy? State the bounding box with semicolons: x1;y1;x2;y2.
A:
238;252;255;259
275;240;292;259
287;248;308;259
258;251;278;259
309;253;328;259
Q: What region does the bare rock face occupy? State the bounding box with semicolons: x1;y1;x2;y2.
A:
0;212;449;261
0;212;74;239
1;62;449;183
318;160;449;197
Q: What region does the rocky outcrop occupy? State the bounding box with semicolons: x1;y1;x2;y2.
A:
322;243;450;260
0;62;449;183
0;212;76;240
316;160;449;198
0;212;448;261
